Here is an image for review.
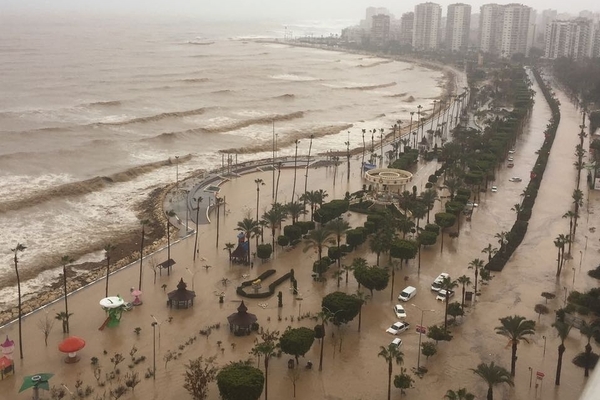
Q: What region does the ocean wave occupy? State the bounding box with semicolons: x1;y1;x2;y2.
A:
386;92;408;98
179;78;209;84
146;111;305;140
82;100;122;108
187;41;215;46
0;155;192;214
344;82;397;90
95;107;208;127
357;60;394;68
274;94;295;100
270;74;318;82
220;123;353;154
212;89;234;94
404;96;416;103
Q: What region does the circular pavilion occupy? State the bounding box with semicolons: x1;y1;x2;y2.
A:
167;279;196;309
227;301;257;336
364;168;413;193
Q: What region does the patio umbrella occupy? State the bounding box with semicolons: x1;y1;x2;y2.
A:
58;336;85;363
19;373;54;400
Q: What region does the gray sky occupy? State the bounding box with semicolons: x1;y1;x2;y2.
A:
3;1;598;21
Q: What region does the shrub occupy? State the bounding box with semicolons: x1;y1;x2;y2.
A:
277;235;289;247
283;225;302;242
346;228;366;249
256;244;272;261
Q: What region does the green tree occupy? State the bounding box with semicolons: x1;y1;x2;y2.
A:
262;204;287;250
471;361;513;400
303;228;335;275
183;355;218;400
251;330;279;400
427;325;452;344
444;387;475;400
279;327;315;366
55;311;73;336
224;242;235;262
353;290;370;332
552;320;572;385
468;258;484;302
579;321;600;377
321;292;362;325
495;315;536;377
326;218;351;269
370;227;395;266
421;341;437;361
481;243;498;262
217;361;264;400
434;212;456;253
393;367;414;396
285;201;306;225
439;277;459;330
457;275;471;310
379;344;404;400
236;217;260;263
353;265;390;297
60;255;74;333
447;302;464;322
420;189;438;223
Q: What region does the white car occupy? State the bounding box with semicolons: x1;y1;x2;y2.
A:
436;289;455;302
509;177;522;182
508;149;515;154
394;304;407;319
390;338;403;347
491;186;498;193
431;273;450;291
386;321;411;335
508;157;514;162
466;201;478;207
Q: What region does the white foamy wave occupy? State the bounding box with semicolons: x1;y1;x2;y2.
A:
0;173;73;203
270;74;318;82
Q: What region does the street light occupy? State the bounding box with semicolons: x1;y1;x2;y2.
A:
572;267;576;288
193;196;203;261
186;267;198;291
528;366;533;388
151;321;157;380
542;335;547;357
175;155;179;188
563;286;568;306
411;304;435;371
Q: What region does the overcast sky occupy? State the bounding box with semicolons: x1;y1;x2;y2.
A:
3;1;598;21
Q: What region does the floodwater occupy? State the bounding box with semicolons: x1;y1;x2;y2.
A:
1;71;597;400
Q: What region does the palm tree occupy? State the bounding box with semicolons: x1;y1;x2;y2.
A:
61;255;74;333
292;139;300;199
12;243;26;359
236;217;260;263
55;311;73;335
440;277;459;330
300;191;317;221
495;315;536;377
254;178;265;222
554;233;569;276
326;218;350;268
457;275;471;311
553;320;572;385
138;219;149;290
420;189;438;223
494;231;509;254
481;243;497;262
378;344;404;400
104;243;116;296
165;209;176;276
342;263;354;285
468;258;484;301
471;361;513;400
251;330;279;400
262;204;288;250
316;309;332;371
353;290;370;332
303;134;314;206
223;242;235;262
303;228;335;276
193;196;203;260
286;201;306;224
444;388;475;400
579;321;599;377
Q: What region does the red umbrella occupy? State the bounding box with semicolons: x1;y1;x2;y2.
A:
58;336;85;363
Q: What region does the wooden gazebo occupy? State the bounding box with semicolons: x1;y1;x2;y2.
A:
227;301;257;336
167;279;196;309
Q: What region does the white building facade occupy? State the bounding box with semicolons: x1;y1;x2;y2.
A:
446;3;472;52
413;2;442;50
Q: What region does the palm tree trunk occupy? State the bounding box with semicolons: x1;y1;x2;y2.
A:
264;358;269;400
14;257;23;359
487;386;493;400
390;267;395;302
105;256;110;297
387;360;392;400
461;285;465;310
474;268;479;302
167;219;171;276
139;226;144;290
63;265;69;334
510;342;517;377
358;307;362;332
319;328;325;371
555;344;565;385
584;343;592;377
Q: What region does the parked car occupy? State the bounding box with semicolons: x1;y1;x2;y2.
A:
491;186;498;192
394;304;407;319
436;289;455;302
431;273;450;291
398;286;417;302
390;338;403;347
386;321;411;335
508;157;514;162
508;149;515;154
507;163;514;168
509;177;522;182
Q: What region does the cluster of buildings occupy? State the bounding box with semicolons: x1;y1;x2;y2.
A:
341;3;600;60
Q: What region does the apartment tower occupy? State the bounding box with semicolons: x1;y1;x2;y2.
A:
479;3;532;58
446;3;472;52
413;2;442;50
545;19;596;60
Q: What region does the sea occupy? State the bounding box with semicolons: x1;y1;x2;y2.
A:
0;15;447;307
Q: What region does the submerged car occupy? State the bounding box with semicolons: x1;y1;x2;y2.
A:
394;304;407;319
436;289;455;302
508;157;514;162
509;177;522;182
507;163;514;168
431;273;450;291
386;321;411;335
390;338;403;347
491;186;498;192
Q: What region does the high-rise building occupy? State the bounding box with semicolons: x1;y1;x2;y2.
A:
371;14;391;44
400;12;415;46
362;7;391;30
446;3;471;52
413;2;442;51
479;3;532;58
545;18;596;59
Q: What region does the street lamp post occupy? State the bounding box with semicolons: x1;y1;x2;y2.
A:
412;304;435;371
563;286;568;306
542;335;547;357
186;267;198;291
151;321;157;380
175;155;179;188
528;366;533;388
193;196;202;261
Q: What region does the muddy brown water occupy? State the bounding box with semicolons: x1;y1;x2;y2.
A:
2;73;597;400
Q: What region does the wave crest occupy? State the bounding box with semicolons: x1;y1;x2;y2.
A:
0;155;192;214
83;100;122;107
274;94;295;100
357;60;394;68
344;82;397;90
179;78;209;84
96;107;208;127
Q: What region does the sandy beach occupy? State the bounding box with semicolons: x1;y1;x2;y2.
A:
1;66;598;400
